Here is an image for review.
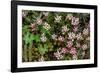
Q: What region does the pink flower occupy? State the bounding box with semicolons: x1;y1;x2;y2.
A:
60;48;68;54
76;43;81;48
73;26;78;32
30;23;36;31
71;17;79;26
58;36;64;42
66;41;73;48
61;26;69;33
68;32;76;39
66;14;73;20
36;18;43;25
54;50;63;60
70;47;77;55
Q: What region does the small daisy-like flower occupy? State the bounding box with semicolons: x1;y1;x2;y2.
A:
36;18;43;25
66;14;73;20
43;22;51;30
40;33;47;42
71;17;79;26
70;47;77;55
83;28;89;36
61;25;69;33
30;23;36;31
38;56;44;62
82;44;88;50
54;15;62;23
58;36;64;42
66;41;73;48
76;33;83;40
54;50;63;60
51;34;57;40
43;12;49;16
68;32;76;39
60;48;68;54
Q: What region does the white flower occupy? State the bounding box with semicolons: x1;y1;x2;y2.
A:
54;50;63;60
66;14;73;20
51;34;57;40
68;32;76;39
36;18;43;25
82;44;88;50
83;28;89;36
71;17;79;25
54;15;62;23
58;36;64;42
43;22;51;30
76;33;83;40
40;33;47;42
43;12;49;16
61;25;69;33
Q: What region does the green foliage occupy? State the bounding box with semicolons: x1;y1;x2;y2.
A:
38;44;48;55
22;10;90;62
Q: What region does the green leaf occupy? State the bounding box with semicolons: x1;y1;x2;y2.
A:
38;44;48;55
23;32;30;45
32;34;40;42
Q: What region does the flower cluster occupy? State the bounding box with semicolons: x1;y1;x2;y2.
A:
22;11;90;62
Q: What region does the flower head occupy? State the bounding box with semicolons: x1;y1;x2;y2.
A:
76;33;83;40
30;23;36;31
83;28;89;36
71;17;79;26
70;47;77;55
68;32;76;39
43;12;49;16
66;41;73;48
40;33;47;42
43;22;51;30
60;48;68;54
36;18;43;25
82;44;88;50
54;50;63;60
76;42;81;48
58;36;64;42
61;25;69;33
73;26;78;32
54;15;62;23
51;34;57;40
66;14;73;20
